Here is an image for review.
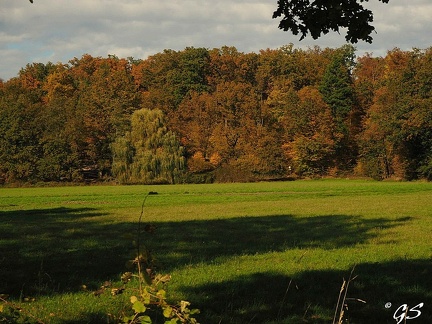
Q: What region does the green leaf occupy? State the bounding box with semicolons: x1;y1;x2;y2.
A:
162;305;173;318
141;289;151;304
164;319;178;324
156;289;166;299
132;300;146;313
180;300;190;312
138;315;152;323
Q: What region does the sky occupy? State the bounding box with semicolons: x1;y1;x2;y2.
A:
1;0;431;81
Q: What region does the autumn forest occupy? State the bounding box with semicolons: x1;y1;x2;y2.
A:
0;44;431;185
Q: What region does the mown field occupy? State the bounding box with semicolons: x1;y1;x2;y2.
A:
0;179;431;323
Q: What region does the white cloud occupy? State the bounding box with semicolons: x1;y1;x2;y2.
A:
357;0;432;54
1;0;431;80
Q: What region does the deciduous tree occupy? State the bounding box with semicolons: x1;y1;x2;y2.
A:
281;86;336;176
112;108;185;184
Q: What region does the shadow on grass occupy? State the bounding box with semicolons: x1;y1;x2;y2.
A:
147;215;412;268
0;207;132;296
1;208;412;295
0;207;419;323
181;259;432;323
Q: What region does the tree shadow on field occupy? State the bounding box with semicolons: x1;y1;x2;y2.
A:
147;214;412;268
0;207;133;296
0;207;415;323
0;209;412;296
181;259;432;323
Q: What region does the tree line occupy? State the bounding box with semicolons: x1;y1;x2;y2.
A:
0;44;431;184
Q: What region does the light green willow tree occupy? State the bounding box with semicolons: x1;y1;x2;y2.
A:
112;108;185;184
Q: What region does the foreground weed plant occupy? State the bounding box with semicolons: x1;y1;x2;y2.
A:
109;252;199;324
113;192;200;324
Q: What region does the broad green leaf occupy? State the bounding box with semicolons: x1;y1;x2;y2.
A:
138;315;152;323
190;308;200;315
162;305;173;318
164;319;178;324
141;290;151;304
180;300;190;312
132;300;146;313
156;289;166;299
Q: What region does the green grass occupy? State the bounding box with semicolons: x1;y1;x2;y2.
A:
0;179;431;323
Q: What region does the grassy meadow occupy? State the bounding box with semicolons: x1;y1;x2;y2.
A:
0;179;431;323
